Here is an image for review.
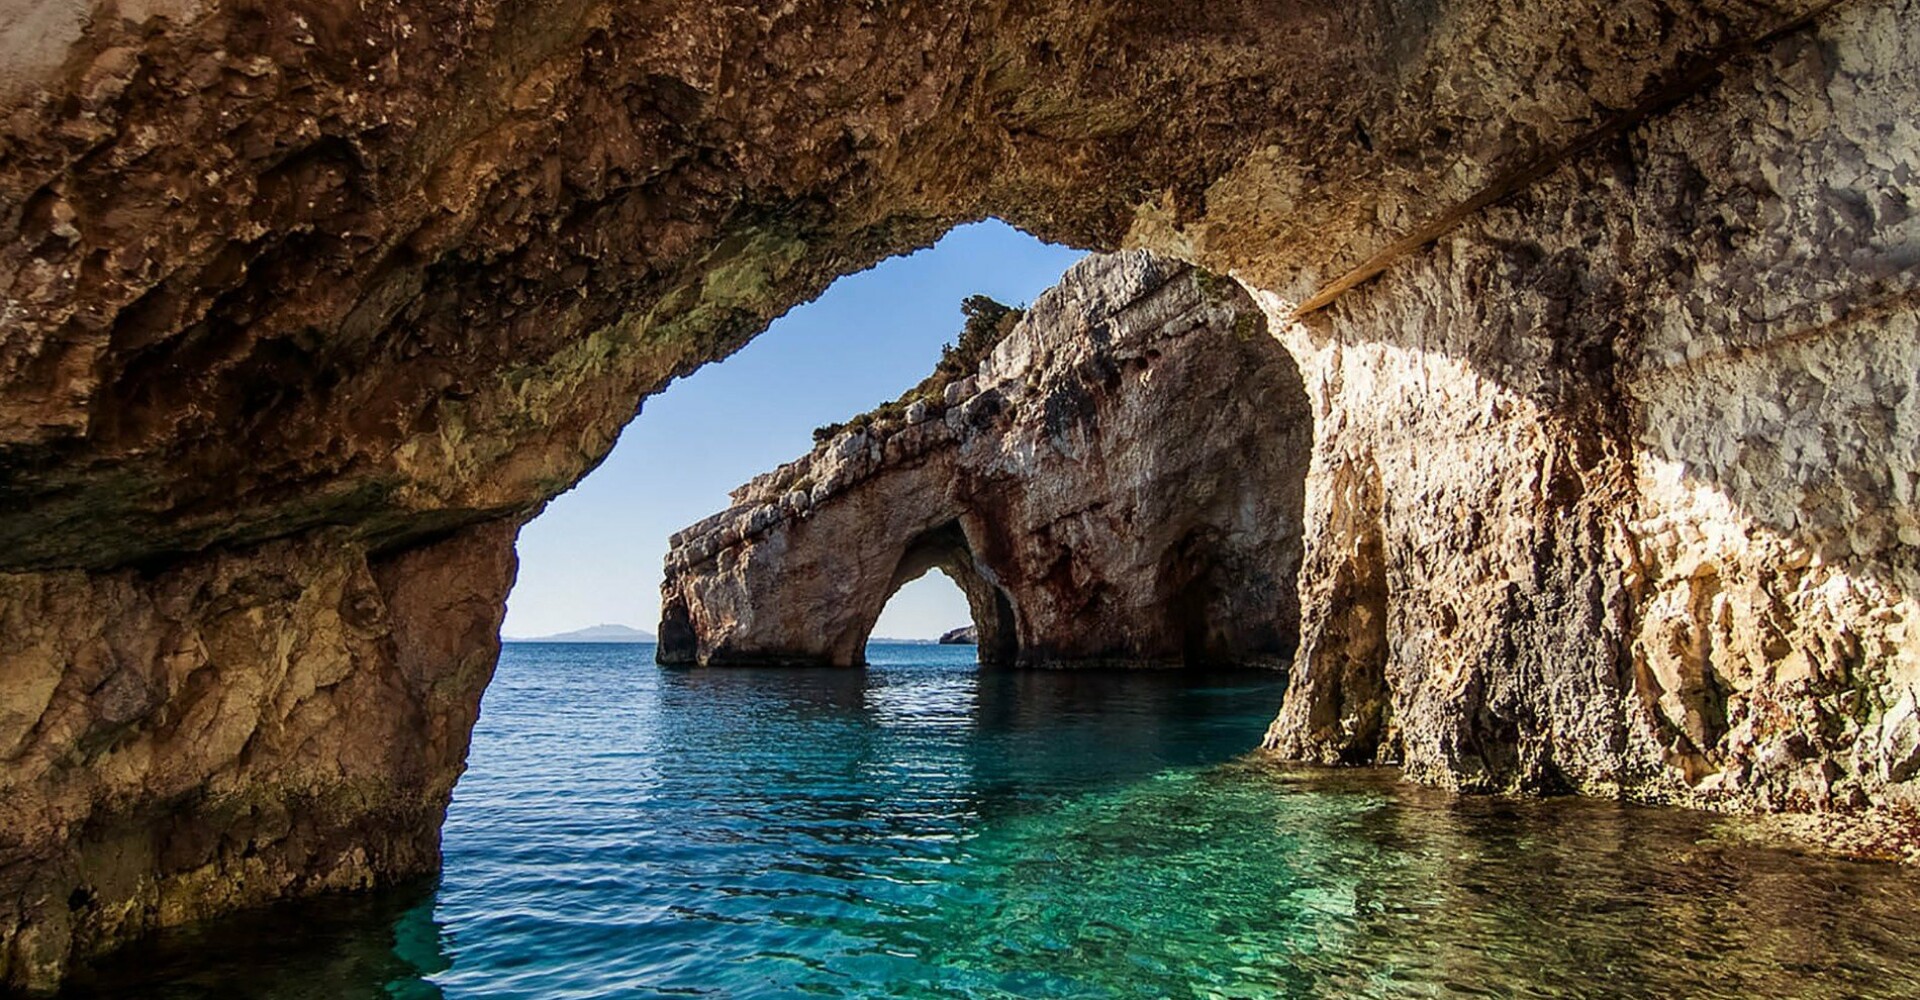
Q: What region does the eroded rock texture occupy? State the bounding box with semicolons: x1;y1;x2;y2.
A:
1;0;1916;988
1261;0;1920;845
659;252;1310;669
0;521;513;990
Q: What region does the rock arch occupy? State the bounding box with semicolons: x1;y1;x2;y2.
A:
872;522;1019;667
2;0;1918;988
658;252;1311;671
658;513;1024;669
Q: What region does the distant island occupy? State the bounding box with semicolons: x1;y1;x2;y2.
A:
505;623;656;643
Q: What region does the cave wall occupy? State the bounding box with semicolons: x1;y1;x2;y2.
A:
1264;0;1920;832
0;0;1843;573
0;0;1914;988
0;519;514;989
659;251;1310;670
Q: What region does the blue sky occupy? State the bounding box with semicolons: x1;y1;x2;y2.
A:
502;221;1088;640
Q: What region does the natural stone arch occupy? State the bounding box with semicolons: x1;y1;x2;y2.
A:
659;251;1311;671
0;0;1863;574
1;0;1917;989
864;521;1019;667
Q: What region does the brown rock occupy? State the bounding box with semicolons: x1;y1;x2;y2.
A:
0;0;1915;988
659;252;1311;670
0;522;516;991
1262;1;1920;826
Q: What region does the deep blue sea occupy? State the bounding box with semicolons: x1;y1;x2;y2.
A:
63;642;1920;998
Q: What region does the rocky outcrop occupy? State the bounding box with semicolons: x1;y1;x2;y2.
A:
2;0;1918;988
0;521;514;991
938;626;977;646
660;252;1310;669
1259;0;1920;848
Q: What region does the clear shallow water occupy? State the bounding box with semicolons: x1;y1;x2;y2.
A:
64;642;1920;999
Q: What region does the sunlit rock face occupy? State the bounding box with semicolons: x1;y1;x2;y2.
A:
1;0;1916;988
1263;0;1920;848
659;251;1311;669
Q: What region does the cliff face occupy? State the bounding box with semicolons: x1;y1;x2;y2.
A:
0;522;514;989
659;252;1311;669
1;0;1917;988
1261;1;1920;846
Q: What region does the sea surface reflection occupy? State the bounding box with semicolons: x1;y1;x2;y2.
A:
62;643;1920;998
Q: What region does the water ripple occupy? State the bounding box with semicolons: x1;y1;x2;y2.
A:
62;643;1920;999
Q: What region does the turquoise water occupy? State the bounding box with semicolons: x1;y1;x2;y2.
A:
64;642;1920;998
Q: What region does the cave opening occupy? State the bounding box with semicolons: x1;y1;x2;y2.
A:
14;3;1920;992
865;520;1020;666
649;244;1315;670
500;220;1085;645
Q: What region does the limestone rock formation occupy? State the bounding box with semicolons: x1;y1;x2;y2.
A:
938;626;977;646
0;523;515;990
659;252;1310;669
2;0;1918;988
1259;3;1920;844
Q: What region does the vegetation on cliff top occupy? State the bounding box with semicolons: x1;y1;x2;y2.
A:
812;295;1024;443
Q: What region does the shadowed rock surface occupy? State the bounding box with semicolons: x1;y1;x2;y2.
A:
2;0;1918;989
659;252;1310;670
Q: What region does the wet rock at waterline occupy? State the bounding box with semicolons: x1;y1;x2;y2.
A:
0;523;517;992
4;0;1920;990
659;252;1310;669
1261;3;1920;856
